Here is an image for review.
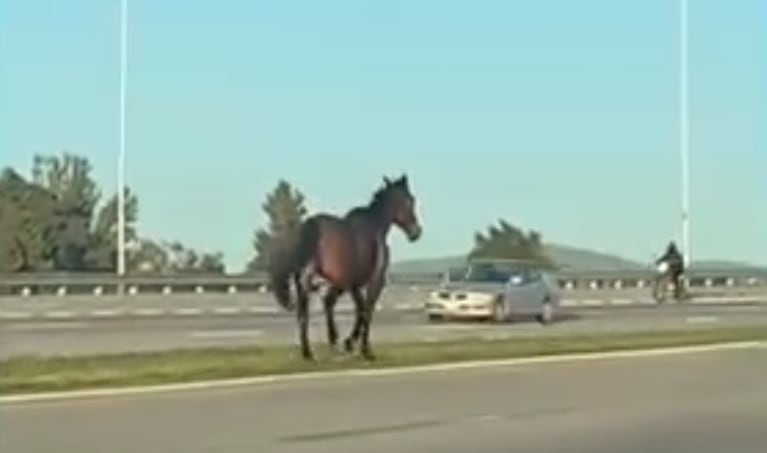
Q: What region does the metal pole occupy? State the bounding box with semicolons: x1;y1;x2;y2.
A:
680;0;691;268
117;0;128;283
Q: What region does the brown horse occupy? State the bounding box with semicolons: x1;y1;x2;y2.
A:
268;175;422;361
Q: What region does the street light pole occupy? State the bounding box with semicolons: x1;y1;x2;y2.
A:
680;0;691;267
117;0;128;283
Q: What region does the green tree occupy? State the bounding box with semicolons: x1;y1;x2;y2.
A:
86;187;139;271
1;152;141;273
247;180;308;271
31;153;101;270
129;239;170;273
127;239;225;274
469;219;554;267
162;241;226;274
0;168;62;271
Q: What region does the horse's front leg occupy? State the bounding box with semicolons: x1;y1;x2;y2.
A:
322;286;343;349
359;279;385;361
344;287;365;354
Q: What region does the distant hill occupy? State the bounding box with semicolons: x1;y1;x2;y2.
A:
391;244;764;274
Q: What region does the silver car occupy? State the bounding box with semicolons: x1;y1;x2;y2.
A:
425;259;561;324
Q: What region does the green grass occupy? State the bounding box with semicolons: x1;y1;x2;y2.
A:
1;325;765;395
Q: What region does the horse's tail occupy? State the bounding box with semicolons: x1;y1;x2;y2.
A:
268;217;320;312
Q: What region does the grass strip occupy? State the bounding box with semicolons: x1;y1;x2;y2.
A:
1;325;765;395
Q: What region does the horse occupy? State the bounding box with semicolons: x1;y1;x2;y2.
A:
267;175;422;361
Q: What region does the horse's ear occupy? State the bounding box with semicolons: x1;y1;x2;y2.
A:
383;176;392;186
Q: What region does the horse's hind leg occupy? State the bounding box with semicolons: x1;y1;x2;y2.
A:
293;274;313;361
322;286;343;349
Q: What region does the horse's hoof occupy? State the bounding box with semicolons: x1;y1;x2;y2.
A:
301;351;315;362
343;338;355;353
361;350;377;362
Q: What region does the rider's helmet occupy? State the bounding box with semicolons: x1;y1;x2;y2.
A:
667;241;678;254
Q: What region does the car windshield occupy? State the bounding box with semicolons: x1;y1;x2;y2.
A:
465;262;527;283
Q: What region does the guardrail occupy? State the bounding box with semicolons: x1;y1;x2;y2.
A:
1;268;766;297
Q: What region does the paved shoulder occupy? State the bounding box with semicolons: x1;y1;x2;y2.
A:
3;348;766;453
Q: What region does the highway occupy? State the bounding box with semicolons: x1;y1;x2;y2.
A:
2;287;765;317
2;302;766;358
3;346;766;452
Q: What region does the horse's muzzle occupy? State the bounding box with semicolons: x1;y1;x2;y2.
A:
407;224;423;242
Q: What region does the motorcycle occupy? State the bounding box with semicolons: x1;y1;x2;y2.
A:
651;260;686;303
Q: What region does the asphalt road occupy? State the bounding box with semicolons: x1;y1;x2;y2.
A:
3;286;764;317
3;347;766;453
2;302;766;358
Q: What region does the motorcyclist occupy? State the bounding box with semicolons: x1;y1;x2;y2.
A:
655;241;685;299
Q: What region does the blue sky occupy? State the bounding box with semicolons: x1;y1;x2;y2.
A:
1;0;765;269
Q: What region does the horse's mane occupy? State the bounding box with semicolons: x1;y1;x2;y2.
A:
344;183;391;219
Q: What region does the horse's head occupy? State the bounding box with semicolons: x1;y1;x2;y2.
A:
380;174;422;242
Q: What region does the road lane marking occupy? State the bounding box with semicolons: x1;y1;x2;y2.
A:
131;308;165;317
212;307;242;315
7;321;88;331
685;316;718;324
43;311;75;319
173;308;203;316
189;329;263;339
610;298;634;306
579;299;605;307
423;324;482;330
89;309;123;317
0;311;34;320
247;307;279;315
559;299;579;307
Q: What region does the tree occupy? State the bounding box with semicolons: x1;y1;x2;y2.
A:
469;219;554;267
247;180;308;271
86;187;139;271
1;152;228;275
31;153;101;270
161;241;226;274
0;168;62;271
0;152;142;273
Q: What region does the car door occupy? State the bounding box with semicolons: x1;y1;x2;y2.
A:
525;268;548;306
503;267;533;310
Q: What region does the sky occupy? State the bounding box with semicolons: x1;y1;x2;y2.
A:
1;0;765;270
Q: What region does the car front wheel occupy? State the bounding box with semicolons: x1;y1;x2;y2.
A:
491;299;507;323
536;300;554;325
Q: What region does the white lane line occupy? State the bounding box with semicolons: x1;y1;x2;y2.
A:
685;316;719;324
189;329;263;339
173;308;203;316
394;303;422;310
131;308;165;317
43;311;76;319
7;321;88;331
634;298;657;305
212;307;242;316
692;296;765;304
0;311;35;320
423;324;482;331
559;299;580;307
2;341;761;404
610;298;635;306
579;299;605;307
247;306;279;315
89;309;124;318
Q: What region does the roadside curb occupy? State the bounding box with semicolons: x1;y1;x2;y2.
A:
1;340;762;404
